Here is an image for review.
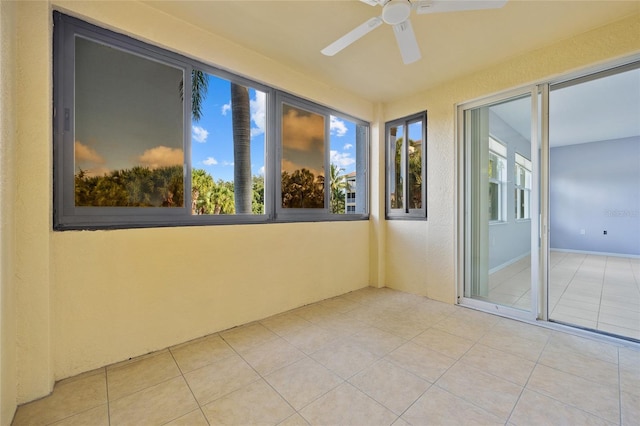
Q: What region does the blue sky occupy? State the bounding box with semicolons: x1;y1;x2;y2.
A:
74;41;358;182
191;73;358;182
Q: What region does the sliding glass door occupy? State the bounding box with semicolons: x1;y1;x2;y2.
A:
548;64;640;340
461;89;539;319
459;59;640;341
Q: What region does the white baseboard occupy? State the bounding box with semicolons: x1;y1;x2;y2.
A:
550;248;640;259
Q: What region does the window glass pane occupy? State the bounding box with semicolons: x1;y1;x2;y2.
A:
408;121;423;210
390;124;405;209
489;182;499;221
190;72;266;215
74;36;184;207
329;116;366;214
281;104;325;209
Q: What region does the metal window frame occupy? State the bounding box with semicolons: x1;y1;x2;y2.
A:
385;111;427;220
53;11;369;230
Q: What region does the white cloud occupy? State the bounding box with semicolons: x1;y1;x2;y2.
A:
221;102;231;116
75;141;105;165
251;91;266;138
203;157;218;166
222;161;234;167
330;116;348;137
192;125;209;143
330;150;355;168
258;166;265;176
343;143;353;150
138;146;183;169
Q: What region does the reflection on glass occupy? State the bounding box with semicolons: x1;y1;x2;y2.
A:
281;104;325;208
390;125;405;209
190;71;266;215
408;121;422;209
74;36;184;207
465;95;533;312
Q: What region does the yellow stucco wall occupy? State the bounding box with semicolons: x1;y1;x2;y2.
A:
383;12;640;303
1;1;18;424
2;0;639;420
3;0;375;411
48;0;374;380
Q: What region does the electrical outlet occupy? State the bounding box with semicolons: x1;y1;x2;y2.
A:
603;230;607;235
580;229;586;235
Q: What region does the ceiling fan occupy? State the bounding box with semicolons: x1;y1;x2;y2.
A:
321;0;508;64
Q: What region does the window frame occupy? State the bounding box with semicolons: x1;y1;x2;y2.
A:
514;152;532;220
385;111;427;220
53;12;369;230
488;137;507;223
275;93;369;221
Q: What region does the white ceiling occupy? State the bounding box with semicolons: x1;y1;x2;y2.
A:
490;67;640;147
142;0;640;103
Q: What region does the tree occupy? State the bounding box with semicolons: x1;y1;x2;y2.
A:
252;175;265;214
329;163;347;214
281;169;324;209
393;137;404;209
207;181;235;214
231;83;252;214
192;168;215;214
180;70;209;122
408;139;422;209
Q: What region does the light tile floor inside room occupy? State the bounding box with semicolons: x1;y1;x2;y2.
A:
488;251;640;340
13;287;640;426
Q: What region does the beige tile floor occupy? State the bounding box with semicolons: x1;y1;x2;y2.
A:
488;251;640;340
13;287;640;426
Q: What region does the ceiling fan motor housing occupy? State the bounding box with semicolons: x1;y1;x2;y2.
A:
382;0;412;25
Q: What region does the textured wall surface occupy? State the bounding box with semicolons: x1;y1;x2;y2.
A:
3;0;640;416
1;1;18;424
383;13;640;303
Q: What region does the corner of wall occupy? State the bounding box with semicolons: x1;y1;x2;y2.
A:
368;102;386;288
12;0;55;406
1;0;19;423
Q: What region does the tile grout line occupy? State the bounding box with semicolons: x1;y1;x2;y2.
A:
166;347;211;426
504;329;552;424
104;366;111;426
617;348;622;426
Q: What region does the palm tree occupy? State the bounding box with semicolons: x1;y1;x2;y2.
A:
183;73;252;214
180;70;209;122
329;163;347;214
231;83;252;214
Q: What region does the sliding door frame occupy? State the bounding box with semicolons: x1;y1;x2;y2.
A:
456;53;640;334
457;85;541;321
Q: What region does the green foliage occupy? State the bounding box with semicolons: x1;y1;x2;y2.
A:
75;167;266;214
392;137;422;209
252;175;265;214
281;169;325;208
408;139;422;209
329;163;346;214
191;169;265;215
393;138;404;209
75;165;183;207
179;69;209;122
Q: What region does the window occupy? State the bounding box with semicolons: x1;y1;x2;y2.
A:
386;112;427;219
276;94;368;219
53;12;369;229
514;153;531;220
190;72;267;216
488;138;507;222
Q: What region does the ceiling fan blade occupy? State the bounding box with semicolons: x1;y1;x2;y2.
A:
321;17;383;56
415;0;507;14
393;19;421;64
